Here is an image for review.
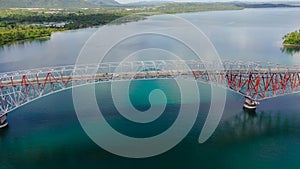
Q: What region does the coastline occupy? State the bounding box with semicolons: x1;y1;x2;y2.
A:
0;28;68;47
283;43;300;47
0;6;243;46
1;36;50;47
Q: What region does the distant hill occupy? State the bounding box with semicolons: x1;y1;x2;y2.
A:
87;0;119;6
124;1;171;6
0;0;120;8
234;2;300;8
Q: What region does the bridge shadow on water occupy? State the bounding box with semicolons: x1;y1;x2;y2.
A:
211;109;300;144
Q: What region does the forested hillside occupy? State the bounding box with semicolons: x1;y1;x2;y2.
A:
0;0;120;8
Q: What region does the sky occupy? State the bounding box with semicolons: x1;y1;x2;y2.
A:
116;0;299;4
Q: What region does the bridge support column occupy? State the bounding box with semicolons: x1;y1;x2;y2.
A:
243;97;259;112
0;113;8;129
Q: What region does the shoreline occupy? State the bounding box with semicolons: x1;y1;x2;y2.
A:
0;7;243;46
1;26;111;46
0;29;69;47
1;36;50;47
283;43;300;47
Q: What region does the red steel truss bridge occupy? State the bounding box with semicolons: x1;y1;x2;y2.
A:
0;60;299;121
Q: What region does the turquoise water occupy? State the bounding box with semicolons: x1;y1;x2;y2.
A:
1;8;300;169
2;80;300;169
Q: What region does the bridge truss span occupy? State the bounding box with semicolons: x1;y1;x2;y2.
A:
0;60;300;118
214;61;300;100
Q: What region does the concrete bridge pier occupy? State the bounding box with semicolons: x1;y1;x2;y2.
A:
0;113;8;129
243;97;259;113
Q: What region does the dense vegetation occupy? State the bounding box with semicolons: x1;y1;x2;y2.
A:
282;30;300;46
0;3;243;46
0;9;134;45
0;26;58;45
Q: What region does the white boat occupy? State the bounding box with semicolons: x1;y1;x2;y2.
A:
0;114;8;129
243;97;259;110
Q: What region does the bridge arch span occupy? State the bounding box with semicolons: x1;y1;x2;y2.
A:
1;60;300;127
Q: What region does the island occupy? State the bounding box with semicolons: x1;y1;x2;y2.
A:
281;30;300;55
282;30;300;47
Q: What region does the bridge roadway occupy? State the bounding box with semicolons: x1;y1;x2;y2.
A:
0;68;298;87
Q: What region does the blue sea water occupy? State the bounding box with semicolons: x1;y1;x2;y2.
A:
1;8;300;169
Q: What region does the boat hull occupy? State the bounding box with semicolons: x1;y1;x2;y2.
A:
243;97;259;111
0;114;8;129
243;103;257;110
0;121;8;128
